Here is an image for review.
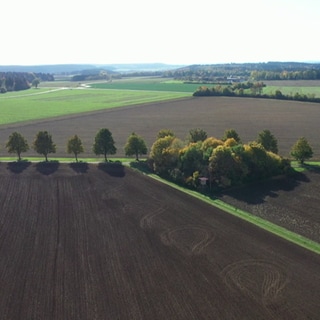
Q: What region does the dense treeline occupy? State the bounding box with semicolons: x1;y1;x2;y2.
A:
149;128;294;190
0;72;54;93
164;62;320;82
193;81;320;103
71;68;119;82
4;129;315;191
251;69;320;80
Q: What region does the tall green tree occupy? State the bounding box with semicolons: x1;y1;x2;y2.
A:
256;129;278;153
179;142;205;176
67;135;84;162
209;145;240;186
187;128;207;143
290;137;313;164
222;128;241;143
124;132;147;161
150;135;181;174
6;131;29;161
243;142;281;179
157;129;175;139
33;131;56;162
93;128;116;161
201;137;224;161
32;78;40;88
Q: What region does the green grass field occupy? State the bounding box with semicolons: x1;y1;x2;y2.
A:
263;86;320;98
2;77;320;127
89;77;320;96
0;87;189;125
90;78;203;92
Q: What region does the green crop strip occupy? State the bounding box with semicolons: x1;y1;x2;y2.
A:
90;81;206;93
263;86;320;98
0;88;189;125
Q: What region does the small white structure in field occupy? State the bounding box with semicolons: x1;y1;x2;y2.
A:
199;177;208;186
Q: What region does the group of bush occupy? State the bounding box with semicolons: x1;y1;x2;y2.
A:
149;128;314;190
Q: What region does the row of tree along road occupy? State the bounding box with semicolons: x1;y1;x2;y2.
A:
5;129;147;162
4;128;314;190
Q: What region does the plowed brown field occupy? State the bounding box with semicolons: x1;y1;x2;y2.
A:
1;96;320;159
219;168;320;243
0;163;319;319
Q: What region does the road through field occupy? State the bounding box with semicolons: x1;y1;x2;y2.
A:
0;163;319;319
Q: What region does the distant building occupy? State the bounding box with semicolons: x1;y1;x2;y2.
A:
227;75;243;83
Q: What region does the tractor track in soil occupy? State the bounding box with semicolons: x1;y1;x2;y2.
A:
0;163;319;319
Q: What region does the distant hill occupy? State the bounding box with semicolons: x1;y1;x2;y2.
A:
100;63;185;72
2;62;319;82
0;64;100;74
0;72;54;93
168;61;320;82
0;63;185;75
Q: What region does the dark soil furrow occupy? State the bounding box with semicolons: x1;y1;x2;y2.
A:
0;163;319;319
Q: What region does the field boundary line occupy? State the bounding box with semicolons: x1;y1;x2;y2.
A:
144;173;320;255
0;88;68;99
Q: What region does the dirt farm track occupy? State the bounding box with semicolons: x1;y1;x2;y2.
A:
0;162;319;319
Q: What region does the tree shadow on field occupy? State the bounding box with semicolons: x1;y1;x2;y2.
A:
130;160;152;174
98;161;125;177
36;161;60;175
303;163;320;174
69;162;89;173
220;172;310;205
7;160;31;174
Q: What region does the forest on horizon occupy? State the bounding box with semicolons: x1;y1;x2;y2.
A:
1;61;320;92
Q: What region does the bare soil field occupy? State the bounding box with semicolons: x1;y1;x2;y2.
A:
0;163;319;319
0;96;320;159
218;167;320;243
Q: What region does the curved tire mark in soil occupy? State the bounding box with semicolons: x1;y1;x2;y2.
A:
160;225;216;256
221;259;290;315
101;181;125;201
139;206;167;229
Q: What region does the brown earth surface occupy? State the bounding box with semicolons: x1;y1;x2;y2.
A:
0;96;320;159
218;168;320;243
0;163;319;319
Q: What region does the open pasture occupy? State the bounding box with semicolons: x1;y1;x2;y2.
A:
1;96;320;160
263;85;320;98
0;163;319;319
0;87;189;125
90;77;204;92
90;77;320;97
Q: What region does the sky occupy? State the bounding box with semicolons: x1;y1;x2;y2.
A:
2;0;320;66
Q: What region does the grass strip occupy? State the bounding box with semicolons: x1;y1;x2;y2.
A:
0;157;130;163
146;173;320;255
291;161;320;172
263;86;320;98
